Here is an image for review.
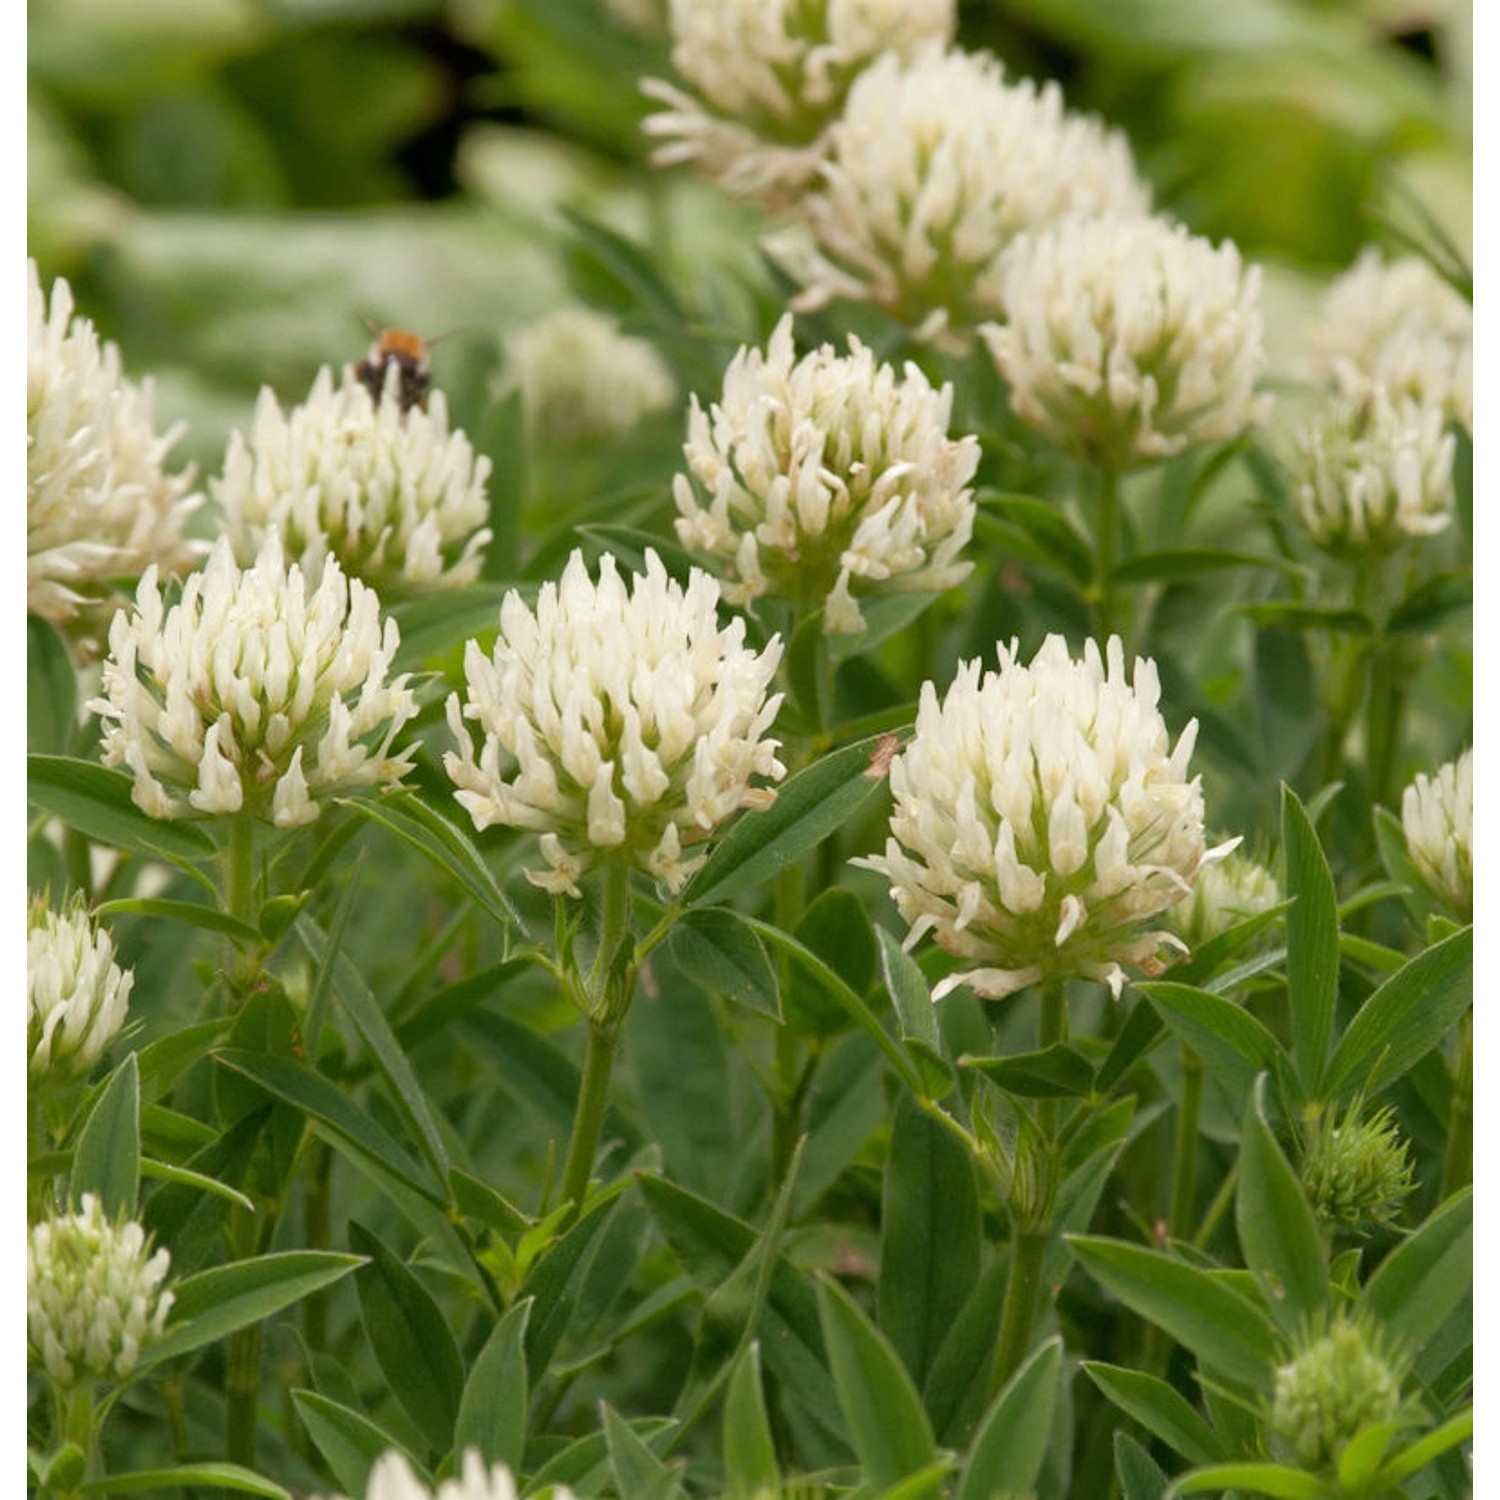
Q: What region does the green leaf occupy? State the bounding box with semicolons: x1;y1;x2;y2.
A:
1114;1431;1170;1500
455;1298;531;1472
723;1343;779;1500
1283;786;1341;1095
1336;1422;1402;1490
682;732;898;910
349;1219;465;1455
923;1253;1009;1446
1385;571;1471;635
144;1251;364;1369
133;1018;232;1104
1095;997;1167;1093
957;1335;1062;1500
878;1094;980;1390
449;1168;532;1236
1236;1077;1329;1331
69;1053;140;1217
94;896;261;946
817;1275;936;1487
785;887;878;1039
603;1402;684;1500
1239;602;1374;635
28;616;78;756
522;1197;620;1375
1165;1462;1325;1498
1138;982;1282;1094
78;1464;292;1497
1083;1363;1224;1465
662;906;780;1020
1067;1237;1278;1390
876;926;952;1100
1323;927;1472;1099
961;1043;1096;1098
976;492;1093;584
1360;1189;1472;1354
1110;547;1308;584
389;583;509;670
1375;1408;1473;1487
293;1390;417;1500
27;754;216;871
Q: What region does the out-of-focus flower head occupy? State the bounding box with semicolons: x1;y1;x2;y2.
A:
980;215;1272;467
215;366;491;597
1169;847;1280;952
503;308;676;443
90;535;418;828
28;893;133;1083
673;314;978;634
858;635;1224;1000
769;48;1150;343
28;260;203;657
1401;749;1472;921
321;1450;577;1500
28;1195;174;1386
643;0;955;207
445;549;785;896
1307;249;1472;434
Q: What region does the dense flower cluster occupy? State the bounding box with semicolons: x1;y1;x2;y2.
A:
1270;1318;1403;1473
980;215;1271;466
643;0;954;205
504;308;676;442
325;1451;575;1500
28;1196;174;1386
28;894;133;1082
773;48;1149;340
1307;250;1472;434
673;315;978;633
858;636;1220;999
1401;750;1472;920
215;365;491;596
27;261;202;655
90;535;418;827
445;549;785;895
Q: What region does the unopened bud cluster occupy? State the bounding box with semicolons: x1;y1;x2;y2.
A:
1169;848;1279;952
1301;1102;1415;1235
28;894;132;1082
1270;1318;1402;1474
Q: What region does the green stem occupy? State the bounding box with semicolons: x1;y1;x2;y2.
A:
1167;1044;1203;1241
224;816;256;926
301;1140;332;1355
64;1381;96;1468
1095;463;1122;645
1440;1012;1472;1200
991;1229;1049;1397
1364;636;1412;812
770;861;806;1191
1038;977;1069;1141
1192;1158;1239;1250
558;1017;622;1227
225;1321;263;1468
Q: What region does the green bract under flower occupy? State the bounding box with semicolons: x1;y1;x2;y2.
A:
445;549;785;896
673;314;978;634
858;635;1225;999
90;534;419;827
28;893;132;1083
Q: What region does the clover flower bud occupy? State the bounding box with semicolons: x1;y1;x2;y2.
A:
27;260;203;657
1169;848;1280;952
1401;750;1472;921
770;48;1149;342
90;534;418;827
643;0;954;206
27;1195;174;1386
857;635;1225;1000
1307;249;1472;434
1270;1318;1402;1474
979;216;1272;467
1291;388;1454;554
28;894;133;1083
1301;1102;1415;1236
445;549;785;896
504;309;676;443
215;366;491;597
673;314;978;634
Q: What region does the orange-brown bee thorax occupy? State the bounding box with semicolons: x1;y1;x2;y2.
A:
355;328;432;413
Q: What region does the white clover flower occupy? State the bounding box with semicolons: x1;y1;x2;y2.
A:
27;1195;174;1386
979;216;1272;467
857;635;1223;1000
1307;249;1472;434
643;0;954;206
673;314;978;634
28;260;203;655
504;309;676;443
215;366;491;596
1290;388;1454;553
89;535;418;828
1169;847;1280;952
1401;749;1472;920
28;894;133;1082
771;48;1150;342
320;1450;578;1500
445;549;785;896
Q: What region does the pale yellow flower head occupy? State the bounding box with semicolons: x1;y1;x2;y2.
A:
28;894;133;1082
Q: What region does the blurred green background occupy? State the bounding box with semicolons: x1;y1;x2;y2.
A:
30;0;1472;476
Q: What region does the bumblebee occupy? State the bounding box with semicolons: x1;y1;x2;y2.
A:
354;327;432;413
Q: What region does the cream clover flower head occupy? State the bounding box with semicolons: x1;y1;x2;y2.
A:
28;1195;174;1386
445;549;785;896
857;635;1223;1000
1290;388;1454;554
643;0;954;206
28;261;203;656
215;365;491;596
673;314;978;635
771;48;1150;342
1307;249;1472;433
321;1449;573;1500
90;535;419;828
1169;847;1280;952
979;215;1272;467
504;308;676;443
1401;749;1472;921
28;893;133;1082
